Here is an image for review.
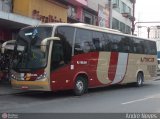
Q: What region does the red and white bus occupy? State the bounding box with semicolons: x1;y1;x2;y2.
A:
2;23;157;95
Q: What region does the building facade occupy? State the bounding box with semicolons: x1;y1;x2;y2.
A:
87;0;109;27
110;0;135;34
59;0;97;25
87;0;135;34
0;0;68;43
0;0;135;44
150;28;160;40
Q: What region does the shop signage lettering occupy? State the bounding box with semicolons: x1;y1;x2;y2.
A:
32;10;63;23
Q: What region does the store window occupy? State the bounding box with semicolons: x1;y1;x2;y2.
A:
0;0;12;12
126;6;131;15
68;5;77;19
84;11;94;25
125;25;131;34
121;1;126;13
112;18;119;30
120;22;125;33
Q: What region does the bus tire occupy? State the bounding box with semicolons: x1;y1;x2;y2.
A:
135;72;144;87
73;76;87;96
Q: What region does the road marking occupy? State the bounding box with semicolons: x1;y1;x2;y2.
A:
121;96;154;105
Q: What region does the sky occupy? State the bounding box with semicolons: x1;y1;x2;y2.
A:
135;0;160;37
136;0;160;22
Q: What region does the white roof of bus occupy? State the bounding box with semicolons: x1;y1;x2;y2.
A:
35;23;155;42
39;23;121;33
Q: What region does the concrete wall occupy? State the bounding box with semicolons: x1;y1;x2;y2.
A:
112;0;133;27
87;0;107;11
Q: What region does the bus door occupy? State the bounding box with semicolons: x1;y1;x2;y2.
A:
51;41;64;71
50;40;71;90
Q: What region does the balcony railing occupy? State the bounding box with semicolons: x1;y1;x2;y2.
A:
121;12;130;18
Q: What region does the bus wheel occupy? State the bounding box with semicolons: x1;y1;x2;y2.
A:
73;76;87;96
136;72;144;87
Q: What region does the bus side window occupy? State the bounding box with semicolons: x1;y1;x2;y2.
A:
124;46;130;52
75;28;93;54
133;46;137;53
54;26;74;64
81;41;91;53
111;43;118;52
74;43;83;54
92;38;101;51
102;33;112;51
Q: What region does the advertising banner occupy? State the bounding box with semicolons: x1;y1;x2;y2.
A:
98;4;110;28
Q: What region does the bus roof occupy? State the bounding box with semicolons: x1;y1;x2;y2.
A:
72;23;121;33
37;23;155;42
40;23;121;33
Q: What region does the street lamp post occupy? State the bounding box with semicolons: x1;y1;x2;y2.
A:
147;27;150;38
131;0;136;35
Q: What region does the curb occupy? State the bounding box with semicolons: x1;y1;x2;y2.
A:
153;76;160;81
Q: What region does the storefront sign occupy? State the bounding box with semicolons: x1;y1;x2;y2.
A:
98;4;109;28
32;10;63;23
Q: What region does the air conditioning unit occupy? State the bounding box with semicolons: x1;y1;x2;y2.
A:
121;12;129;18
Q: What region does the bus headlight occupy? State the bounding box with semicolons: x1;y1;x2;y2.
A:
11;74;16;80
37;72;47;80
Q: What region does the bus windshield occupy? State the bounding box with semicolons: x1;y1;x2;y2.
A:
13;26;53;72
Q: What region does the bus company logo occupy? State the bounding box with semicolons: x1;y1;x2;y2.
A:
24;73;38;80
2;113;8;119
24;73;31;81
141;57;154;62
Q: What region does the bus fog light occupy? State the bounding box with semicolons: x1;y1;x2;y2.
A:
37;72;47;80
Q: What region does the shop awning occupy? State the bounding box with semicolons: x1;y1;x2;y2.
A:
0;11;41;29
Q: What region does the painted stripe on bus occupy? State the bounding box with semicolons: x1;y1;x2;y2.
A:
111;53;128;84
108;52;119;81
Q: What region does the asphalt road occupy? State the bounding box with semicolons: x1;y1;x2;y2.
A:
0;79;160;114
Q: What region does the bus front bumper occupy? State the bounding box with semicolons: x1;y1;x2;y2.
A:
11;79;51;91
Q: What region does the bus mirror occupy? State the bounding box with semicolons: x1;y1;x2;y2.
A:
74;44;83;52
41;37;60;52
1;40;16;53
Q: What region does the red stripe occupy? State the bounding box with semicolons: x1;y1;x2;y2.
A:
108;52;119;81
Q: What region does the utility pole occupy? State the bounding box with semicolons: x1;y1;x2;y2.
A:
147;27;150;38
131;0;136;35
108;0;112;29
